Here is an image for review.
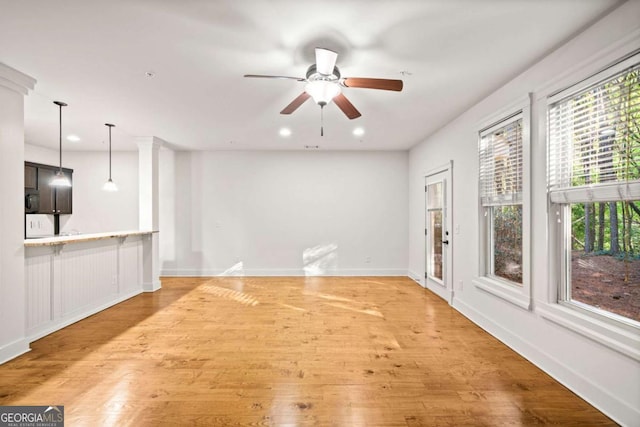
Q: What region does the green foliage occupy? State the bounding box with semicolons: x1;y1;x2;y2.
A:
571;201;640;256
567;66;640;259
493;205;523;283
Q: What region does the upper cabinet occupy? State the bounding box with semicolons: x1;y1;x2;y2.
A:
26;162;73;214
25;165;37;189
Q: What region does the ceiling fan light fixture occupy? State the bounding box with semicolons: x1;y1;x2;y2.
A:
305;80;341;106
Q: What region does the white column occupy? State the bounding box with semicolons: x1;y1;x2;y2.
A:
137;137;163;292
0;63;35;363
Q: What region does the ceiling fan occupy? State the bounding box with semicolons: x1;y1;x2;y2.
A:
244;48;403;124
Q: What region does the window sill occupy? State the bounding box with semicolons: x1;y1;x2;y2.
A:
537;302;640;362
472;276;531;310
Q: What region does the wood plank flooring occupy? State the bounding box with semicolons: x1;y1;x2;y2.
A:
0;277;615;426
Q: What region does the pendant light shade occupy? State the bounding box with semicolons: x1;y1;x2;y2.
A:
51;101;72;187
103;123;118;192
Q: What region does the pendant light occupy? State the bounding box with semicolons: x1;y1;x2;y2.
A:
102;123;118;192
50;101;72;187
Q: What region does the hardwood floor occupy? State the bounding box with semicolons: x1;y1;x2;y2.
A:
0;277;615;426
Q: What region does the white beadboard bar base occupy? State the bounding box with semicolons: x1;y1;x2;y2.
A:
23;231;157;353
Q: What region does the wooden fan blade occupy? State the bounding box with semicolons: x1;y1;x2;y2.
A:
333;93;361;120
343;77;403;91
315;48;338;75
244;74;306;82
280;92;311;114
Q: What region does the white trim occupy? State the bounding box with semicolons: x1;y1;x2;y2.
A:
407;270;424;286
424;162;454;304
476;94;531;132
544;47;640;357
143;280;162;292
0;338;30;365
424;160;453;178
546;50;640;106
160;268;408;277
537;303;640;362
0;62;36;95
472;277;531;310
476;95;532;310
454;298;639;427
535;29;640;101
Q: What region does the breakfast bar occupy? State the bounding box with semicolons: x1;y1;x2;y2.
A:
24;230;157;341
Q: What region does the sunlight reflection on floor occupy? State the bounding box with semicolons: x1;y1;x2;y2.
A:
201;283;259;306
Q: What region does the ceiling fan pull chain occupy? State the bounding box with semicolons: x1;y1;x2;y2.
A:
320;104;324;137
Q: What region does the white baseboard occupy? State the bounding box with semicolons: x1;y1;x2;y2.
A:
143;280;162;292
0;338;30;365
407;270;424;286
160;268;408;277
453;298;639;427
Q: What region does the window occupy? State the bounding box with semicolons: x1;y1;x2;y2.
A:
480;117;523;284
474;97;531;310
548;55;640;327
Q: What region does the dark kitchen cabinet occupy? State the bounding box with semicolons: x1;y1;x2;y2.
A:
26;162;73;214
37;167;56;214
25;165;37;189
54;184;72;214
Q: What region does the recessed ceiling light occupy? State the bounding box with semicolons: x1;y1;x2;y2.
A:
66;134;80;142
279;127;292;137
353;127;365;137
145;71;155;78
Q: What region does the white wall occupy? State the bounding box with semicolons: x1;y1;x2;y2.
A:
408;2;640;425
0;64;34;364
159;150;408;276
25;144;139;233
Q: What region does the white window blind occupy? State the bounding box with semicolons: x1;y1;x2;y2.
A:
548;61;640;203
479;115;523;206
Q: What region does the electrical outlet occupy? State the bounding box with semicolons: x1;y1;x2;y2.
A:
365;256;371;264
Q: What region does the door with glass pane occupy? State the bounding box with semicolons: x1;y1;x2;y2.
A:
425;167;452;303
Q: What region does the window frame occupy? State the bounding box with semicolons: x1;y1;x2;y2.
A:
541;50;640;361
473;95;532;310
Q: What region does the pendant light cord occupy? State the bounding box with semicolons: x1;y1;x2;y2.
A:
53;101;67;173
108;125;112;180
58;104;62;172
105;123;115;181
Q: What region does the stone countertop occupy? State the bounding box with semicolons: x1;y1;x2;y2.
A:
24;230;157;247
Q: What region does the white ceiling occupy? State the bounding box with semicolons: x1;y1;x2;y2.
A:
0;0;619;152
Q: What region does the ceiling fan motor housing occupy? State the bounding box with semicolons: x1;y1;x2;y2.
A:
306;64;341;81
